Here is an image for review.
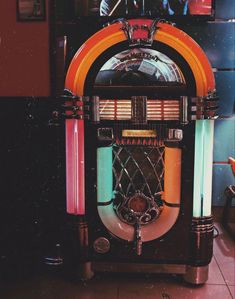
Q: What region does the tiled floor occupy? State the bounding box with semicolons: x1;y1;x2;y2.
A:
0;223;234;299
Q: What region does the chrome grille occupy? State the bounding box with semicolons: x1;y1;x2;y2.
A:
112;146;165;199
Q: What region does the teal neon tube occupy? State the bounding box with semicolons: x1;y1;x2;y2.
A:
193;120;214;217
97;147;113;203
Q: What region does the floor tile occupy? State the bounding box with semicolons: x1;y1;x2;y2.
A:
228;285;235;299
0;223;234;299
0;274;119;299
118;280;233;299
214;257;235;286
213;224;235;286
207;257;226;285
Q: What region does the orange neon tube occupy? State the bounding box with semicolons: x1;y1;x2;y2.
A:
65;19;215;97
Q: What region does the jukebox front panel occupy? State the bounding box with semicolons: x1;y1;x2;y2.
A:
63;19;218;284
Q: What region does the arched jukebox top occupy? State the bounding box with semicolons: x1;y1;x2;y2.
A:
65;19;215;98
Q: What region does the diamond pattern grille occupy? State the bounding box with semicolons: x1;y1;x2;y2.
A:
112;146;165;199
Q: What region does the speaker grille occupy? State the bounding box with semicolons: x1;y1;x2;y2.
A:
112;146;164;199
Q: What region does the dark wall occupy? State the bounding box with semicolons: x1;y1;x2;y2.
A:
178;2;235;205
0;1;61;275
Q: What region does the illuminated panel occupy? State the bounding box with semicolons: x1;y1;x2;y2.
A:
99;99;131;120
99;99;180;121
193;120;214;217
147;100;180;121
122;130;157;137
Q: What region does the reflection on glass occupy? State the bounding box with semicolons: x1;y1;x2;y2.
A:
95;48;185;86
100;0;190;16
97;0;212;16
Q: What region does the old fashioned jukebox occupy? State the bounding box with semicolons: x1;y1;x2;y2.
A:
63;19;218;284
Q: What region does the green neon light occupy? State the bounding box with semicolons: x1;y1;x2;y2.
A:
193;120;214;217
97;147;113;203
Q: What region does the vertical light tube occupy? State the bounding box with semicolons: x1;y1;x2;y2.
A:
97;147;113;203
66;119;85;215
202;120;214;216
193;121;204;217
193;120;214;217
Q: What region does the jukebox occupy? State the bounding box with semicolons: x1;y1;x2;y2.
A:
63;19;218;284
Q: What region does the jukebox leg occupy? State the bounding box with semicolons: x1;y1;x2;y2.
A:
184;265;209;285
70;217;94;281
76;217;94;280
78;262;94;280
184;216;214;285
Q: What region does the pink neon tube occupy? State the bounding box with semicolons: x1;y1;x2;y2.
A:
66;118;85;215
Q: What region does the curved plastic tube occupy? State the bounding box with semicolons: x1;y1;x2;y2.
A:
164;147;182;204
97;147;113;204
